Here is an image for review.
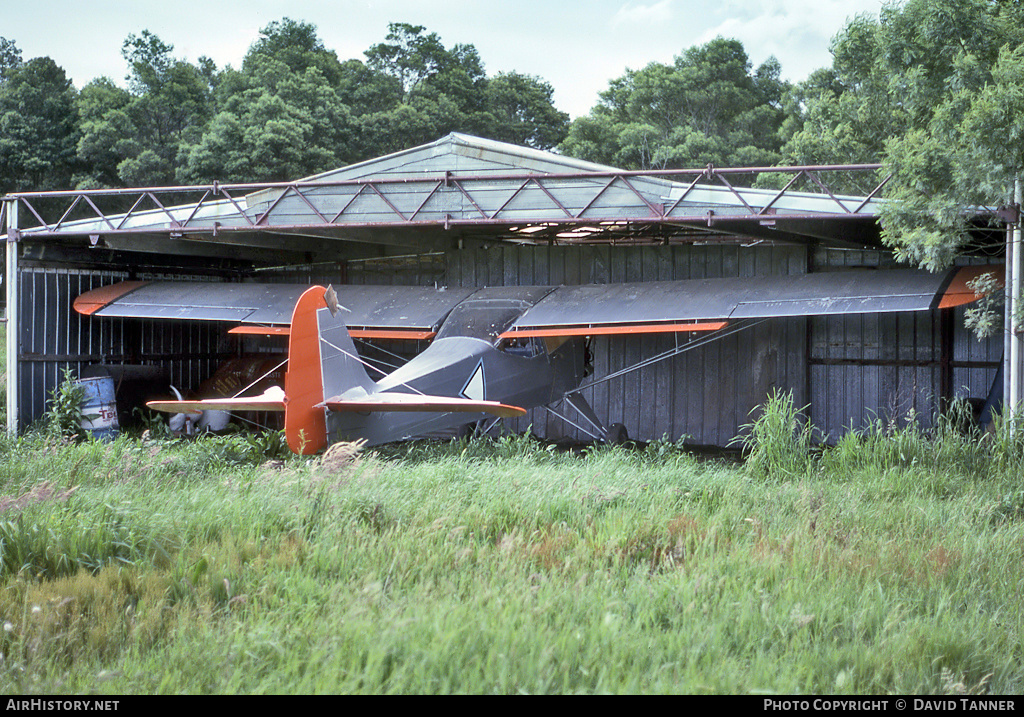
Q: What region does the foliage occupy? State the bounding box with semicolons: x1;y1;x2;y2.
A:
778;0;1024;276
44;368;88;442
964;271;1006;339
1;20;573;193
0;52;80;194
733;389;815;480
560;37;788;170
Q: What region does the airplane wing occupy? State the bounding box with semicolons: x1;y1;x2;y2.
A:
74;281;478;340
320;393;526;418
498;265;1001;339
76;266;1002;342
145;386;287;415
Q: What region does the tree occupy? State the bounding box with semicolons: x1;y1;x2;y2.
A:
365;23;456;99
0;56;80;193
74;77;135;188
178;19;354;183
560;38;789;169
241;17;344;89
0;36;22;81
781;0;1024;336
72;31;215;188
484;72;569;149
790;0;1024;266
117;31;214;185
357;22;497;155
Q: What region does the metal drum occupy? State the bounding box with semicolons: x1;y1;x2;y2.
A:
77;376;119;440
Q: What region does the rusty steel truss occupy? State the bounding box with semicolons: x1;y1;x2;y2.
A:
4;163;890;250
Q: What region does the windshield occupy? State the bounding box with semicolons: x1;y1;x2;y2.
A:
435;300;530;344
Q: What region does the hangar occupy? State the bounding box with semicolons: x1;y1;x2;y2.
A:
1;133;1016;446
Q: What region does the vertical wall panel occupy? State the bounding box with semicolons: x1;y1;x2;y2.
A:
808;250;1003;441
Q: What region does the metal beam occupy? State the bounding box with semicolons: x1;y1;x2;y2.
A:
7;163;888;254
5;197;18;434
1009;179;1023;431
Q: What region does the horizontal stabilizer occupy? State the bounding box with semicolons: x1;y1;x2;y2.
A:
320;393;526;418
147;386;287;414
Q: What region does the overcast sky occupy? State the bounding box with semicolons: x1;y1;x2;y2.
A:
3;0;887;118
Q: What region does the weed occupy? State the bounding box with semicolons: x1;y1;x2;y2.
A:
45;368;89;442
734;389;814;480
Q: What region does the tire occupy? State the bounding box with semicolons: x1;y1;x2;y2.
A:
603;422;628;445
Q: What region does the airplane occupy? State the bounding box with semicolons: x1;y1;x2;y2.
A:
72;264;1001;454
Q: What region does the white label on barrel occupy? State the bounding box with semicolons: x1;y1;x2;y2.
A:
81;404;118;431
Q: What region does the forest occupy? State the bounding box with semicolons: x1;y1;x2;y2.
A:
4;0;1024;268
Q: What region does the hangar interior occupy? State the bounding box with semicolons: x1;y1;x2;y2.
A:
1;133;1008;446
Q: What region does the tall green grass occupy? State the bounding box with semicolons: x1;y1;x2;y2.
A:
0;383;1022;693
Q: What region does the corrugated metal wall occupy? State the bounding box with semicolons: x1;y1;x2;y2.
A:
15;267;231;429
808;249;1002;440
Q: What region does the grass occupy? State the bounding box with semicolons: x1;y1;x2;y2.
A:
0;335;1022;693
0;411;1021;694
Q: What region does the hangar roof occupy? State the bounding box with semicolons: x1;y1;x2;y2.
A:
5;133;888;266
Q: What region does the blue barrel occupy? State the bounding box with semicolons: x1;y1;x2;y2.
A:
77;376;119;440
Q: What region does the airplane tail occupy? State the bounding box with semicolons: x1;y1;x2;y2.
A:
284;285;375;454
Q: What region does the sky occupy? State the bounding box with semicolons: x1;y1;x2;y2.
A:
2;0;888;118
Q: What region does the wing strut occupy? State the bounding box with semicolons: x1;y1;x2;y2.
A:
564;392;607;438
541;404;604;442
569;318;766;395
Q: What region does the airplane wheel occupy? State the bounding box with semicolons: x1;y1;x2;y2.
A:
603;423;628;445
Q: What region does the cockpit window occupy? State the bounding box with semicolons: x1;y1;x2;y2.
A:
435;300;530;344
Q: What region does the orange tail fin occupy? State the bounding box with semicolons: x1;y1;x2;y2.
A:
283;286;375;454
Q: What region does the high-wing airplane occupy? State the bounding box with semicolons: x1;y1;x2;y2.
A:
72;265;1001;454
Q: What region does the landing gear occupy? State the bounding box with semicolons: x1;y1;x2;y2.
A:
603;422;629;445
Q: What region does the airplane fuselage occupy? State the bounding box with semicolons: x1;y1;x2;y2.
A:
327;335;589;445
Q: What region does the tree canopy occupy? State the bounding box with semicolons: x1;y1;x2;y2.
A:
559;38;789;170
1;20;572;192
0;49;80;194
776;0;1024;274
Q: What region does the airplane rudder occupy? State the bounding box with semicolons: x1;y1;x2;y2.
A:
283;286;330;454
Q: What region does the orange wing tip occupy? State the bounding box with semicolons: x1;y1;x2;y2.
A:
229;326;291;336
499;321;728;339
73;281;149;316
321;394;527;418
938;266;1006;310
